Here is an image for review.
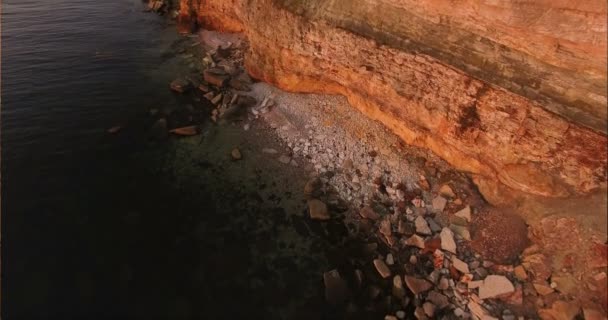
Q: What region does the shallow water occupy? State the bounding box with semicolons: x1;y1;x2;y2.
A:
2;1;360;318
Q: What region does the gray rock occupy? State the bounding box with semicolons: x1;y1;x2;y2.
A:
426;291;449;309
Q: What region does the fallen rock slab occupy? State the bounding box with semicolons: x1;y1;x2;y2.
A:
478;275;515;299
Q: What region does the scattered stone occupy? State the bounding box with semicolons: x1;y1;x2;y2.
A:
203;68;230;87
432;196;447;212
308;199;330;220
440;227;457;254
415;216;432;235
262;148;278;154
278;155;291;164
419;175;431;191
454;307;465;317
169;125;199;136
323;269;348;305
468;280;483;289
427;290;449;309
468;300;496;320
452;257;470;274
409;255;418;264
513;265;528;281
414;307;428;320
396;310;406;319
386;253;395;266
404;276;433;295
423;302;436;317
454;206;471;223
380;219;392;237
107;126;122;134
392;275;406;298
198;83;211;92
427;217;442;233
533;283;555;296
360;206;380;220
369;285;381;300
432;249;445;269
304;177;322;199
354;269;364;288
450;224;471;241
211;93;223;105
373;259;391;278
385;316;398;320
478;275;515;299
583;308;606;320
538;301;581;320
438;277;449;290
231;148;242;160
404;235;426;249
169;78;191;93
412;198;424;208
439;184;456;198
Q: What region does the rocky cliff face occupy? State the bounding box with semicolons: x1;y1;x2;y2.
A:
177;0;607;204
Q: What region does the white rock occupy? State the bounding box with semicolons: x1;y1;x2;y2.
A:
440;227;457;253
452;257;470;274
386;253;395;265
403;235;426;249
396;310;406;319
432;196;447;212
478;275;515;299
415;216;432;235
454;206;471;222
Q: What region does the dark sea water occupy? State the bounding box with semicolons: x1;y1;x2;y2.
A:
2;0;186;317
1;1;354;319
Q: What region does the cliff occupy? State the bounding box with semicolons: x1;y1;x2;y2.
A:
177;0;607;204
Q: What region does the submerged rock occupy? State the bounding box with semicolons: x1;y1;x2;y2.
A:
308;199;329;220
169;78;191;93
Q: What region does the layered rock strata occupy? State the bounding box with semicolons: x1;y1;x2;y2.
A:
177;0;607;203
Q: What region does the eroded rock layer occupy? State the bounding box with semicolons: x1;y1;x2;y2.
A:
177;0;607;203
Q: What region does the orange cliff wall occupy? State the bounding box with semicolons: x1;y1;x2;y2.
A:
177;0;608;205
